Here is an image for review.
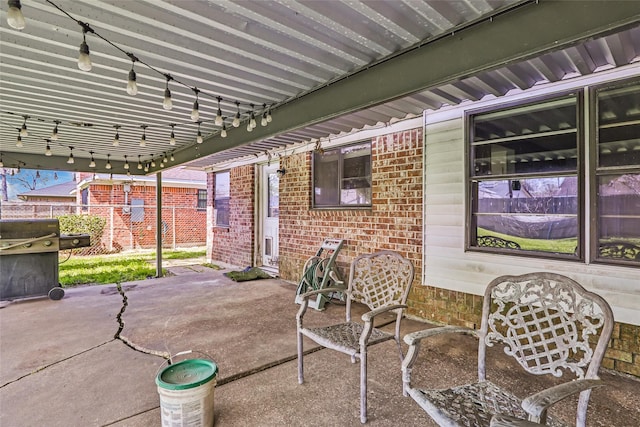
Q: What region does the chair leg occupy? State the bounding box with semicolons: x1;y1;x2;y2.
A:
297;330;304;384
395;337;404;363
360;349;367;423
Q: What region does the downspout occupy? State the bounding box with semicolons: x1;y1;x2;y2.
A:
156;171;163;278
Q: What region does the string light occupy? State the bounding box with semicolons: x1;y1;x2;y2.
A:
124;155;129;170
105;154;112;169
196;122;203;143
191;88;200;122
139;125;147;147
89;151;96;168
249;104;256;130
266;107;272;123
151;159;156;167
20;116;28;137
232;101;241;127
67;147;75;164
170;152;175;162
137;155;142;170
126;58;138;95
7;0;26;30
77;25;92;71
221;123;227;138
45;141;52;156
144;163;149;172
0;154;3;168
51;120;60;140
113;125;120;146
163;152;168;163
261;105;268;127
16;133;23;148
169;124;176;145
163;74;173;110
215;97;223;126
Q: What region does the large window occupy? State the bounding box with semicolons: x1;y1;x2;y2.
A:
468;93;580;258
313;142;371;208
593;80;640;266
467;78;640;267
214;171;230;227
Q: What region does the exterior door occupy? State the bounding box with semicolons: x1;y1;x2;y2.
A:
260;163;280;269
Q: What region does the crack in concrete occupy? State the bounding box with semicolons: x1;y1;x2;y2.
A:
113;282;170;359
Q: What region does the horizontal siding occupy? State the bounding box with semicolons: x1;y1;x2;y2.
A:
422;104;639;325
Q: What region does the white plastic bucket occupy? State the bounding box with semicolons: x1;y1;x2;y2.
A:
156;355;218;427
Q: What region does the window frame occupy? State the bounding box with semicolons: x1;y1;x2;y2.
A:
311;140;372;209
589;76;640;267
465;89;585;261
196;189;207;211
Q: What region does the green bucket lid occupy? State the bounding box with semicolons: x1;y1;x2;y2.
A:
156;359;218;391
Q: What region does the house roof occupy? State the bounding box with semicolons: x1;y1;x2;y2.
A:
1;1;638;174
78;167;206;189
17;180;77;199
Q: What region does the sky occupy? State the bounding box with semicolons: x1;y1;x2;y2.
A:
1;169;74;201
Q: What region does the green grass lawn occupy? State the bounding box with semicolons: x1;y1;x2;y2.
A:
478;228;577;254
59;249;206;287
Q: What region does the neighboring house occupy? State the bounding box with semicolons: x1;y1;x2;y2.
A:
206;70;640;377
17;180;77;203
75;167;207;251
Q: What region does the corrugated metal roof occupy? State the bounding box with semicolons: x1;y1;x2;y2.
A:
1;0;638;173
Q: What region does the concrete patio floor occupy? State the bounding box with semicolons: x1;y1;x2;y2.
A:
1;265;638;427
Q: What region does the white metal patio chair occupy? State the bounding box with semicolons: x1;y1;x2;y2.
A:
297;250;414;423
402;272;614;427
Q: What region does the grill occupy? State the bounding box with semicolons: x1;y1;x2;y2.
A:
0;219;91;301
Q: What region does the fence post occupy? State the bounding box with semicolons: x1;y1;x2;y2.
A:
109;205;115;252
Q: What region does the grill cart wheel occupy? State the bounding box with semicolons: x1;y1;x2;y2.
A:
48;286;65;301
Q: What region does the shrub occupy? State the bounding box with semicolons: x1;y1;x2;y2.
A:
57;214;107;255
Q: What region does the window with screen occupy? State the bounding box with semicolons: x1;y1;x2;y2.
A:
197;189;207;211
313;141;371;208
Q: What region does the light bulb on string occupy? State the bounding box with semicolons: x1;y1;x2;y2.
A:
170;153;175;162
246;121;253;132
51;121;60;141
191;88;200;122
45;141;52;156
105;154;112;170
67;147;75;164
163;152;168;163
249;104;256;129
266;107;272;123
124;155;129;170
16;134;23;148
7;0;26;30
77;25;92;72
144;163;149;172
151;159;156;167
169;124;176;145
0;154;3;168
137;155;143;170
261;111;268;127
89;151;96;168
221;123;227;138
232;101;241;127
215;97;224;126
196;122;203;143
139;125;147;147
163;74;173;110
20;117;28;137
113;125;120;146
127;62;138;95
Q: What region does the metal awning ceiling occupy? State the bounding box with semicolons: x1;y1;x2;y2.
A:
1;0;639;175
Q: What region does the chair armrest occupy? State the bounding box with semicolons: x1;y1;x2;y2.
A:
361;304;407;322
490;415;541;427
403;325;478;345
521;379;604;419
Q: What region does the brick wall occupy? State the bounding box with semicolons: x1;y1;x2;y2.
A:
279;129;424;296
208;165;255;267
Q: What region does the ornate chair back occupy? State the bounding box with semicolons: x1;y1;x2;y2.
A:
479;273;614;425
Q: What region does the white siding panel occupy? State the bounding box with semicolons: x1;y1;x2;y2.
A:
422;102;640;326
